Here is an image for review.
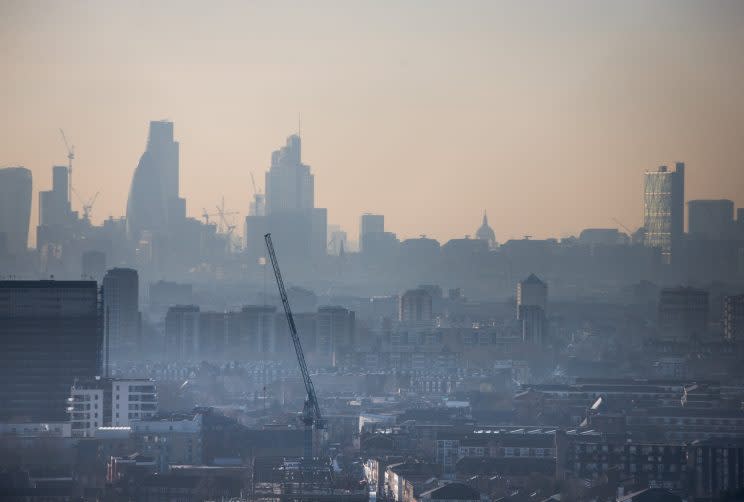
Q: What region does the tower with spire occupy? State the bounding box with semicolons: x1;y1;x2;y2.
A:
475;211;496;249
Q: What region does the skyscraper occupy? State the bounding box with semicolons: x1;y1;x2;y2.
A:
0;167;32;255
0;280;100;422
246;134;327;261
360;214;385;253
39;165;71;227
126;121;183;243
644;162;685;264
265;134;314;214
102;268;140;360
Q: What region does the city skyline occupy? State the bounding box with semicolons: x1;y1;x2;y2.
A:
2;0;744;247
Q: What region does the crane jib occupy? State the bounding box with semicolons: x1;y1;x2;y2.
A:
264;233;323;428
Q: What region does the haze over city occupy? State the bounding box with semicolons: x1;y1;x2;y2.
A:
4;2;744;501
3;0;744;246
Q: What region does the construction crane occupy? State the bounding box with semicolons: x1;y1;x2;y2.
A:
59;129;74;204
71;188;99;223
265;233;323;462
612;217;634;236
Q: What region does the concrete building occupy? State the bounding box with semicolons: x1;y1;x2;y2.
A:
517;274;548;345
0;280;100;422
103;268;140;360
688;199;734;239
643;163;685;264
316;306;355;358
399;288;433;323
239;305;278;356
165;305;200;360
68;377;157;437
0;167;32;255
658;287;709;341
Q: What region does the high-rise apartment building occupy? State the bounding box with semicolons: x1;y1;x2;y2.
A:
0;280;100;422
164;305;201;361
103;268;140;360
644;162;685;264
0;167;32;255
316;306;355;357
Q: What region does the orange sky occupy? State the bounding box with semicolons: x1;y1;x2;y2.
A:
2;0;743;247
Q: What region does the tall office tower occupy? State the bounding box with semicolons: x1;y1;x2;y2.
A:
517;274;548;344
238;305;277;356
39;165;72;227
644;162;685;265
68;377;157;437
316;306;355;358
359;213;385;252
0;280;100;422
102;268;140;360
399;288;433;322
82;250;106;282
265;134;314;213
164;305;200;361
246;134;326;261
658;287;709;341
475;211;496;249
0;167;32;255
723;295;744;342
126;121;184;242
688;199;734;239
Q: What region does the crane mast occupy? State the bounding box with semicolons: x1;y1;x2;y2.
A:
264;233;323;462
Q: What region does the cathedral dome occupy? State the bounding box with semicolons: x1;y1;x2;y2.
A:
475;211;496;248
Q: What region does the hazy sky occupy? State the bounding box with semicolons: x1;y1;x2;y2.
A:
2;0;744;246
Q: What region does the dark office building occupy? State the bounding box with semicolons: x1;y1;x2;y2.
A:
0;167;33;256
688;199;734;239
0;280;100;422
658;287;709;341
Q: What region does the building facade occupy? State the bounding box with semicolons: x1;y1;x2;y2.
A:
644;163;685;265
0;167;32;255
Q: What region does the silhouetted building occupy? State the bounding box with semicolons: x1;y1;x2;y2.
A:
246;134;326;262
0;167;32;255
239;305;277;355
658;287;708;341
0;280;100;422
39;165;72;227
82;250;106;282
316;306;355;358
723;295;744;342
475;211;496;248
126;120;183;243
578;228;626;246
644;163;685;264
360;213;385;253
165;305;200;360
517;274;548;344
688;199;734;239
399;288;433;322
103;268;140;360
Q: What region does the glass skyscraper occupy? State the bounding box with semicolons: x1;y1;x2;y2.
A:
644;162;685;265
